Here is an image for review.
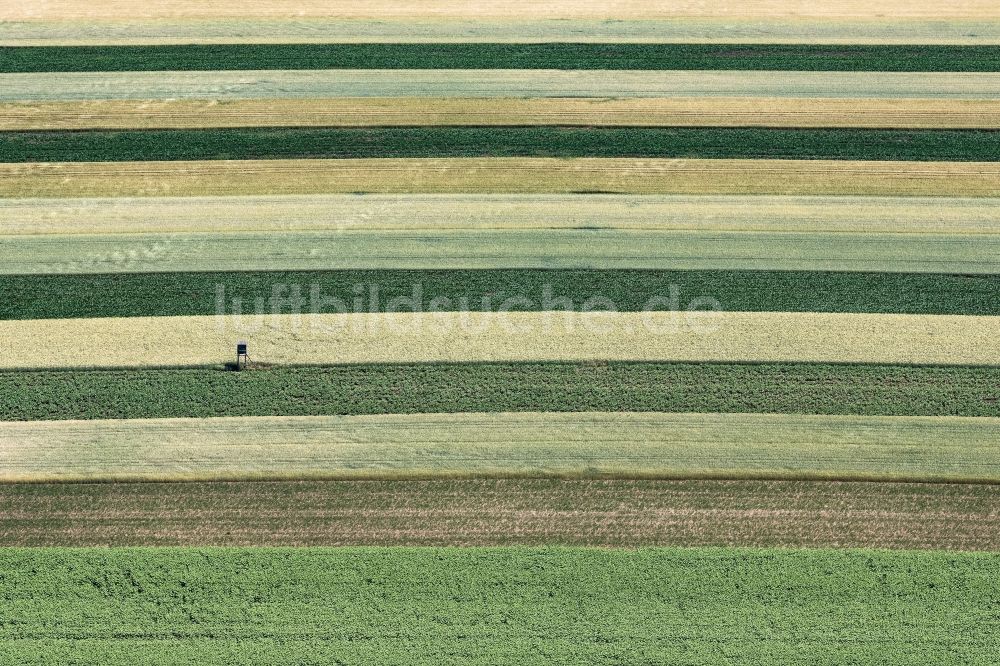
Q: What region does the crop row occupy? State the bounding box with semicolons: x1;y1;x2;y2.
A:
3;478;997;550
0;361;997;421
0;546;996;664
5;127;1000;163
5;43;1000;73
5;158;1000;197
4;270;1000;320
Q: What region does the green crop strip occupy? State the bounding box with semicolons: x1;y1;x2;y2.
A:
4;127;1000;162
2;43;1000;72
2;270;998;321
0;547;996;664
0;362;997;421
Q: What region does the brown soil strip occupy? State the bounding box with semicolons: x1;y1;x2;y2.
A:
2;478;997;550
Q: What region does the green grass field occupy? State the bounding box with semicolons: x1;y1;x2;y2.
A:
0;547;996;665
5;127;1000;162
4;43;1000;72
0;362;996;421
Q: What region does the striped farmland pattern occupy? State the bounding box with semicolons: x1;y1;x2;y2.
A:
2;3;1000;663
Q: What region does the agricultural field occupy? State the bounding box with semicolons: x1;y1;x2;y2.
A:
2;2;1000;663
1;362;999;421
11;127;1000;162
2;411;999;483
6;98;1000;130
6;158;1000;197
3;311;1000;369
7;193;1000;233
5;194;1000;280
8;70;1000;101
1;547;998;664
7;226;1000;274
5;0;998;20
5;270;1000;320
6;43;1000;72
4;479;999;550
5;18;1000;46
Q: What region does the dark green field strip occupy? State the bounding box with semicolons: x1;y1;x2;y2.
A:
1;362;998;422
0;547;996;665
5;127;1000;162
3;270;999;321
3;43;1000;72
3;479;998;551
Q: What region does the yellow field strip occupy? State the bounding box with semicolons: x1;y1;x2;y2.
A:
7;98;1000;130
3;159;1000;198
5;194;998;236
5;18;1000;45
1;312;997;370
1;412;998;484
6;0;998;21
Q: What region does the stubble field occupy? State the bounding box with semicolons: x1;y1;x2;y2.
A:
2;479;998;550
5;97;1000;130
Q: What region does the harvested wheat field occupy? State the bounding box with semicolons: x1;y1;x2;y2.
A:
1;311;999;369
1;479;998;550
4;19;1000;46
4;158;1000;197
1;412;998;483
5;194;998;235
8;97;1000;130
7;0;1000;21
7;71;1000;102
